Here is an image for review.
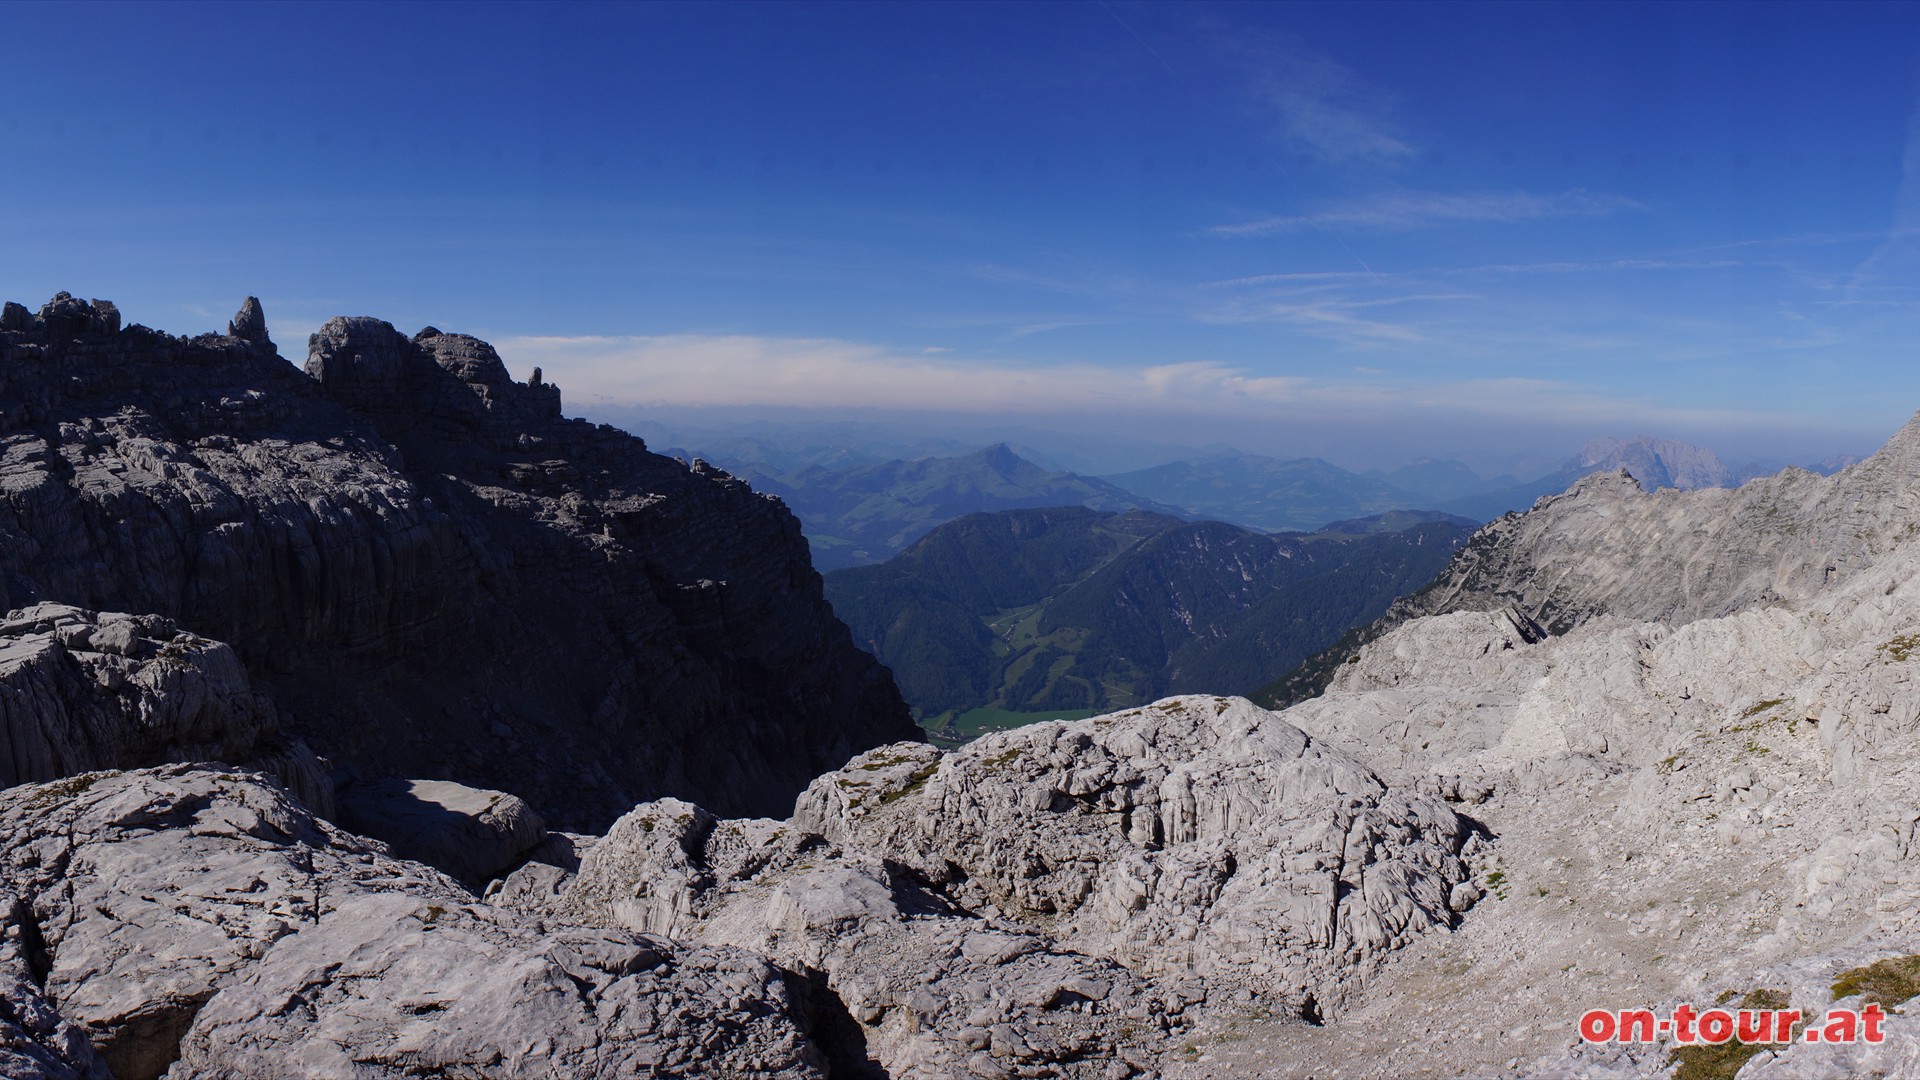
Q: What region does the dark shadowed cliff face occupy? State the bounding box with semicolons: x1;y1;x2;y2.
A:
0;294;916;827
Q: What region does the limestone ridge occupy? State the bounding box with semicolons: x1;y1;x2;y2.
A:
1267;406;1920;693
0;294;916;827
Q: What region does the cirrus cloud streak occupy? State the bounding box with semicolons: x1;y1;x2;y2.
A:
1207;189;1643;237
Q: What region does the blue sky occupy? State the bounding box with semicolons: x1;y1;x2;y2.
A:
7;1;1920;473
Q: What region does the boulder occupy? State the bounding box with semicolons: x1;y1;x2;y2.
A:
172;894;825;1079
535;696;1467;1074
338;776;547;885
0;764;826;1079
0;764;466;1079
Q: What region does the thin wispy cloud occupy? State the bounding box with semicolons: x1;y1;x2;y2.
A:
1845;95;1920;304
1203;257;1744;289
1008;320;1106;338
1207;189;1642;237
1230;35;1415;165
1196;290;1475;345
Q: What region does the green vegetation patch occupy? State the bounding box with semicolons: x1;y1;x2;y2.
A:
1883;634;1920;663
1739;698;1787;720
1667;988;1790;1080
25;771;108;808
982;747;1022;770
1831;954;1920;1008
878;762;939;805
1483;870;1509;901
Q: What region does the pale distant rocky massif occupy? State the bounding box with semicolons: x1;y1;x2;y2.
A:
10;292;1920;1078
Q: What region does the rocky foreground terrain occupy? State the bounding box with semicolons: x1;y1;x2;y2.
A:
9;292;1920;1077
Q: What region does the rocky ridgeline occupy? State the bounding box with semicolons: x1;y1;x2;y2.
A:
0;293;914;826
1394;413;1920;632
1203;405;1920;1076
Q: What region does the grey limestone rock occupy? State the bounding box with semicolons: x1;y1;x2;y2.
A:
0;895;110;1080
552;806;1173;1078
1390;411;1920;635
223;296;269;349
786;697;1466;1007
337;775;547;885
0;764;826;1080
0;764;468;1079
1225;402;1920;1075
170;893;825;1080
0;294;915;828
0;603;332;817
536;696;1465;1075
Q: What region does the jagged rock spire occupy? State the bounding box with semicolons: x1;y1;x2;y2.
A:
228;296;272;349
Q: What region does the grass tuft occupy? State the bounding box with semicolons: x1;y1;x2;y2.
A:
1667;988;1791;1080
1831;954;1920;1008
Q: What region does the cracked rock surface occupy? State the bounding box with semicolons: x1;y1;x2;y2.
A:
0;602;331;816
0;765;826;1080
516;696;1466;1076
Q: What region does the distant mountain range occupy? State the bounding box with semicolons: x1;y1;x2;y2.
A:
635;425;1865;571
1100;453;1421;533
1114;437;1866;532
823;506;1473;736
687;443;1183;571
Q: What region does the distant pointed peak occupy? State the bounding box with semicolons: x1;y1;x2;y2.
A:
977;442;1022;467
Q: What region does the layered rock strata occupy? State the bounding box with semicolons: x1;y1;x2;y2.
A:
0;294;915;826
